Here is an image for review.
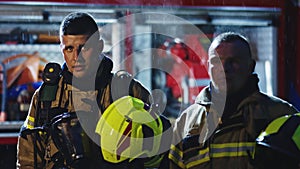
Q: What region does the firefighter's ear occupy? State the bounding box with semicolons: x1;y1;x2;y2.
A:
249;58;256;73
98;39;104;53
207;59;211;75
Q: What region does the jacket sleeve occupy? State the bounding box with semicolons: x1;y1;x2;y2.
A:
130;78;152;105
167;104;210;169
167;110;187;169
16;89;45;169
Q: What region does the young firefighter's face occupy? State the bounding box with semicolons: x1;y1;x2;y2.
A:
60;35;103;79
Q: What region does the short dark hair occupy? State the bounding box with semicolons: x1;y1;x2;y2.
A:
209;32;252;58
59;12;100;39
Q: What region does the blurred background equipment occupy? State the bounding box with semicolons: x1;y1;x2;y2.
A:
0;52;48;121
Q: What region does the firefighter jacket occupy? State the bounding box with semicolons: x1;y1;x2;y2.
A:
16;55;156;169
168;74;298;169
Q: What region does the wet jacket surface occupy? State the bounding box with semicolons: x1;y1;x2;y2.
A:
168;74;298;169
16;56;153;169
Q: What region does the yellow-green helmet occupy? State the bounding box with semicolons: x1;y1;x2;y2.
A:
253;113;300;169
95;96;164;163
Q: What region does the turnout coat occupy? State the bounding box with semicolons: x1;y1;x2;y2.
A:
17;56;154;169
169;75;298;169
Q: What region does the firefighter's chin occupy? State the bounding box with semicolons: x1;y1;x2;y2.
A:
73;70;88;79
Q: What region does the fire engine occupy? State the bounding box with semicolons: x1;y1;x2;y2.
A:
0;0;299;168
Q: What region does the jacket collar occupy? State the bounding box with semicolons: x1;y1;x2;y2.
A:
195;74;260;116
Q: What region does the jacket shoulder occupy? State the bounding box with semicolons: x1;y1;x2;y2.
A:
249;92;298;113
242;91;298;132
173;103;207;140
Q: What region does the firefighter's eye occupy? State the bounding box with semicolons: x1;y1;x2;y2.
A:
65;46;74;52
81;45;91;52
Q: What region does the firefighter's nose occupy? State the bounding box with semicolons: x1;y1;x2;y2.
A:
72;52;78;61
223;60;233;72
74;47;82;60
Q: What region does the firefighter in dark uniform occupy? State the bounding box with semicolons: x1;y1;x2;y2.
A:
166;32;298;169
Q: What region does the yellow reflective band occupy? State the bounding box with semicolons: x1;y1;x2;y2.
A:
169;144;185;168
211;142;254;149
211;151;249;158
292;113;300;151
292;125;300;150
170;144;183;158
170;142;254;168
262;115;289;137
186;147;210;168
210;142;255;158
144;154;163;168
169;154;185;169
26;116;35;129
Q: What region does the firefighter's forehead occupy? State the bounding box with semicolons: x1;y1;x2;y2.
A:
60;35;89;45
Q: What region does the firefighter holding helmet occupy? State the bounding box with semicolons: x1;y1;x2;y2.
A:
16;12;171;169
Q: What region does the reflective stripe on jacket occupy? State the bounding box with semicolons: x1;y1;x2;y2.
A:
17;56;152;169
169;86;298;169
